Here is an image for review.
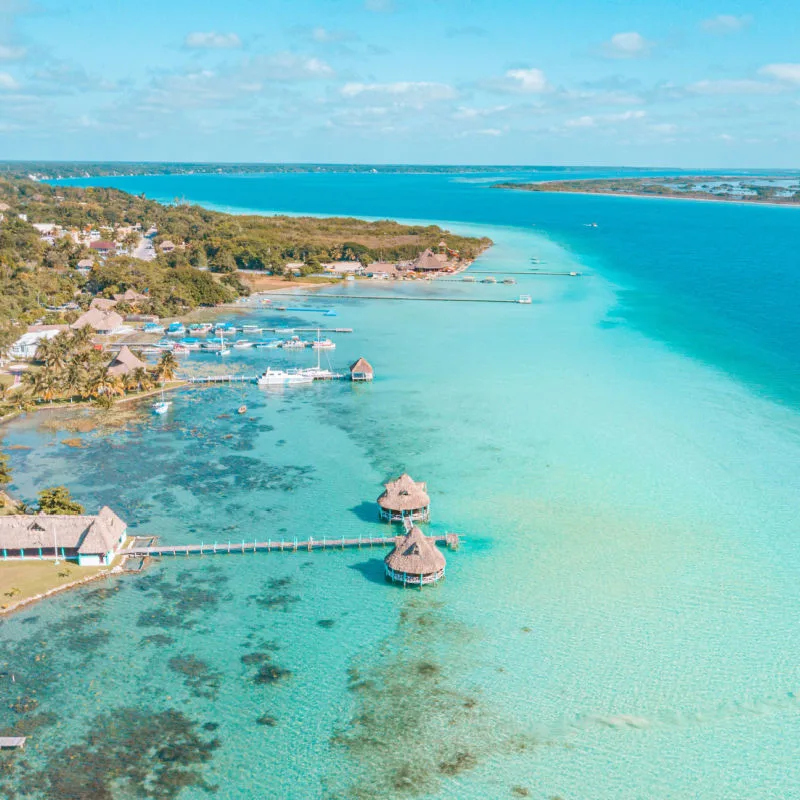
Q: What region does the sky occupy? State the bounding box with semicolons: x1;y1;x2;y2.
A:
0;0;798;167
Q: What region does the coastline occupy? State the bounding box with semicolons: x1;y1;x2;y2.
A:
498;185;800;208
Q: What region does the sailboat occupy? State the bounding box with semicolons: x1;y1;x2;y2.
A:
217;331;231;356
300;330;336;380
311;328;335;350
152;385;171;414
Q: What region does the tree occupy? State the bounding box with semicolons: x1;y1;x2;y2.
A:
126;366;152;393
0;450;12;489
37;486;84;515
156;351;178;382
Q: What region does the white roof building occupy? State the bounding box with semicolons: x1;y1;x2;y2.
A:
8;329;61;360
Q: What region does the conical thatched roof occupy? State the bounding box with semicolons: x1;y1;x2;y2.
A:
107;345;146;377
384;526;445;575
377;473;429;511
349;357;373;375
414;248;442;271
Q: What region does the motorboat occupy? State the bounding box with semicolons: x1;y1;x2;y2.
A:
502;278;516;285
152;400;171;414
518;294;532;304
257;368;313;387
281;338;308;350
233;340;253;349
166;322;185;336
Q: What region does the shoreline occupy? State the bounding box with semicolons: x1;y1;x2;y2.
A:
498;185;800;209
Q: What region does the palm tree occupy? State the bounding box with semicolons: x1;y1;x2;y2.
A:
61;360;87;399
156;351;178;383
127;366;153;393
70;325;94;350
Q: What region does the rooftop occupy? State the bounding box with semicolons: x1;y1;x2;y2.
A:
378;473;430;511
384;525;446;575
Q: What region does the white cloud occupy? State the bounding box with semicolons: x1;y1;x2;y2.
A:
246;53;334;81
310;27;350;43
602;32;653;59
565;109;646;129
687;78;782;95
0;71;19;90
341;81;457;103
184;32;242;50
0;44;25;60
365;0;393;11
701;15;752;33
565;115;596;128
759;63;800;85
505;68;549;93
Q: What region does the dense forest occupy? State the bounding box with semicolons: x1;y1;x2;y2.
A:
0;175;491;351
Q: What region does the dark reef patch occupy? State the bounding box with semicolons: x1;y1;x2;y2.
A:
168;655;222;700
317;619;336;629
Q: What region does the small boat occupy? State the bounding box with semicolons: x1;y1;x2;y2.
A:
201;342;222;351
217;348;231;356
257;368;313;387
242;325;261;333
172;344;190;355
233;340;253;349
481;276;497;284
256;340;281;349
518;294;532;304
311;338;335;350
178;337;201;350
152;388;171;414
143;323;164;333
462;276;476;282
502;278;516;285
281;338;308;350
166;322;185;336
584;222;599;228
237;405;247;414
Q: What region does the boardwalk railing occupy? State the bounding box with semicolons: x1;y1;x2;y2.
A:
121;533;459;558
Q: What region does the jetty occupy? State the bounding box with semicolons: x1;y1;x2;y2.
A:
121;532;459;557
271;293;524;305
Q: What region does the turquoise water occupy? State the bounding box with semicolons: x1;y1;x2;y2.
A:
1;176;800;798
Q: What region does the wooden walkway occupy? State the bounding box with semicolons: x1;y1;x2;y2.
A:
121;532;459;557
270;293;523;304
188;375;258;384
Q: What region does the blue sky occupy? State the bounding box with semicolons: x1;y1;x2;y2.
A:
0;0;798;167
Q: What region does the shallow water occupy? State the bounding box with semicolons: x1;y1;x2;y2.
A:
2;178;800;798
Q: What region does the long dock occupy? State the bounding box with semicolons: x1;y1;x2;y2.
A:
121;532;459;557
270;293;524;304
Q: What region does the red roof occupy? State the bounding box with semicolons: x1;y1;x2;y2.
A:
90;240;115;251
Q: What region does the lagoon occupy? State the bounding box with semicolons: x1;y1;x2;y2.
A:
2;172;800;798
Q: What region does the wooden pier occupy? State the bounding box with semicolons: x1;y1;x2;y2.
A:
188;374;258;384
121;532;459;558
269;293;525;304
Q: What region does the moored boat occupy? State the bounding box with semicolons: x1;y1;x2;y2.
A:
518;294;532;304
257;368;314;387
166;322;185;336
233;340;253;349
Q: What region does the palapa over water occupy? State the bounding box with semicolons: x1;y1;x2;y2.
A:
377;473;430;523
384;525;446;586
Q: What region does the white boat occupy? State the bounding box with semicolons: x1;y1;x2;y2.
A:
481;276;497;284
462;276;476;282
281;338;308;350
152;388;172;414
202;342;222;351
217;348;231;356
518;294;532;304
172;344;190;355
233;340;253;349
299;366;336;380
311;329;336;350
255;341;280;349
257;368;313;387
502;278;516;285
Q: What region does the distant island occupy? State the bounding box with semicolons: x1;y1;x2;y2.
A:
494;176;800;205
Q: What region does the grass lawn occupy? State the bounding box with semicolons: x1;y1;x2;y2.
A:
0;559;109;610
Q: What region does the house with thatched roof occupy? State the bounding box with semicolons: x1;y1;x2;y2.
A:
377;473;430;523
90;297;118;312
113;288;148;303
384;525;445;586
349;357;373;382
106;346;146;377
70;308;124;335
159;240;176;253
413;248;442;272
0;507;127;566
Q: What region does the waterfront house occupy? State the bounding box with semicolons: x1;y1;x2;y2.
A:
70;308;124;335
106;345;147;377
8;328;63;360
349;357;374;382
0;507;127;566
377;473;430;523
413;248;445;272
384;525;445;586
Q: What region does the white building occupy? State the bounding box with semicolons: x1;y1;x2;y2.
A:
8;329;62;360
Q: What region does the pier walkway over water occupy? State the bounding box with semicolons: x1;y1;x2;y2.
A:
121;533;459;557
272;293;526;304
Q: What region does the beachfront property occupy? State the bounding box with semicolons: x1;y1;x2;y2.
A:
70;308;125;334
106;345;146;377
0;507;127;566
384;525;446;586
90;297;118;311
378;473;430;523
349;357;374;382
89;240;117;257
8;326;65;360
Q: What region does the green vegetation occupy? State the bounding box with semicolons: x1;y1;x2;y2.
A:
0;174;491;338
37;486;84;515
494;176;800;204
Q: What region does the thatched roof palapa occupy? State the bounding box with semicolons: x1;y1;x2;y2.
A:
414;248;443;271
70;308;124;332
349;357;373;376
90;297;118;311
107;345;147;377
384;525;445;576
378;473;429;512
